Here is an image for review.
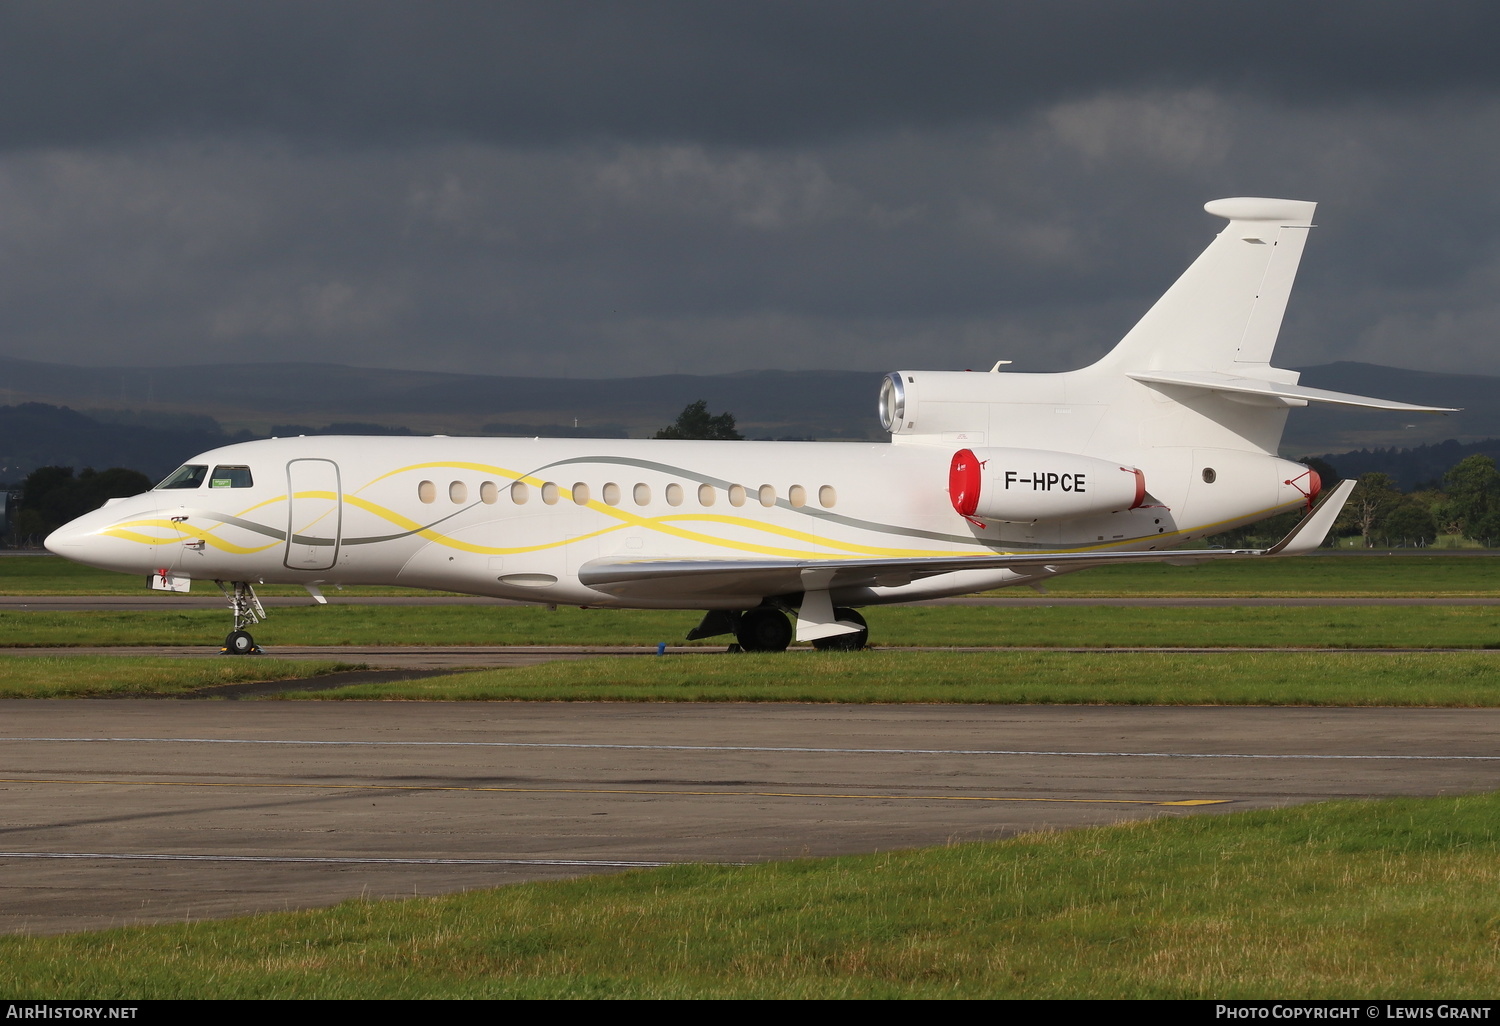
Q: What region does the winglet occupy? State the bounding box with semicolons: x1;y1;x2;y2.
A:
1264;479;1356;556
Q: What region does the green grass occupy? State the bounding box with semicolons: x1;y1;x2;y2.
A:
3;553;1499;596
1036;553;1500;596
0;656;359;697
5;792;1499;998
0;557;455;598
6;649;1496;705
4;603;1499;649
276;649;1500;706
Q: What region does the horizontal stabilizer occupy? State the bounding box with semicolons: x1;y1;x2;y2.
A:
1129;370;1459;413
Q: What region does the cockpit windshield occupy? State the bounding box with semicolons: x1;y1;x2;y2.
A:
210;466;254;488
156;464;208;490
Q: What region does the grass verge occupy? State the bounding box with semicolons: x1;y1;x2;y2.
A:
274;650;1500;706
3;554;1499;597
5;603;1500;649
4;792;1499;998
0;557;457;598
0;656;360;698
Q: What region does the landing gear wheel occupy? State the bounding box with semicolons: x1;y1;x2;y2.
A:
812;608;869;652
223;630;258;655
217;581;267;653
735;608;792;652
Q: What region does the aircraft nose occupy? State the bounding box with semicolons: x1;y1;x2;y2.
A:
44;522;84;555
42;496;157;572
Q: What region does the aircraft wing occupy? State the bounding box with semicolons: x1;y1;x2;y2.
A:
578;480;1356;601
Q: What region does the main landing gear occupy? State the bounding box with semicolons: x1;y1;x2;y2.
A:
686;605;870;652
736;607;794;652
217;580;265;655
810;608;868;652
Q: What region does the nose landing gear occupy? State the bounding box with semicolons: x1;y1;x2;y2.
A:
217;580;265;655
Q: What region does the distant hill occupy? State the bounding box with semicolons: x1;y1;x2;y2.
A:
0;403;242;484
0;355;886;440
1;356;1492;480
1283;362;1498;453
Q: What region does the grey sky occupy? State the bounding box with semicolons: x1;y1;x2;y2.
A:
2;1;1498;378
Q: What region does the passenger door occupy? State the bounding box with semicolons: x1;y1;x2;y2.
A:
284;459;342;571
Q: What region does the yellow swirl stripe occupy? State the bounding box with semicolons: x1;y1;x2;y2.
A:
102;520;281;555
649;513;969;557
345;461;961;557
338;494;618;554
233;494;290;517
97;527;181;546
339;492;971;560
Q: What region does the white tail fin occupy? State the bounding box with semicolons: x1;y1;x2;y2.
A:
1096;197;1317;374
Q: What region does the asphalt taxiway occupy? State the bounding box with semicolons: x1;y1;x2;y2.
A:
3;700;1498;936
6;644;1498;677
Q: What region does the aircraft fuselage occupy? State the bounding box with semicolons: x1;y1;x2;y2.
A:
46;433;1312;609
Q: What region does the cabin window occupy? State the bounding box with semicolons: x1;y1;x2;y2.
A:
788;484;807;508
698;484;716;506
818;485;837;508
758;484;776;507
449;481;468;504
209;466;253;488
633;483;651;506
418;480;437;504
541;482;560;505
510;481;529;505
480;481;499;504
157;465;208;490
572;482;591;505
665;483;684;506
1202;468;1217;484
602;482;621;506
727;484;746;507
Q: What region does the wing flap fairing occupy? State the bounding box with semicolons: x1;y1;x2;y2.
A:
578;480;1357;603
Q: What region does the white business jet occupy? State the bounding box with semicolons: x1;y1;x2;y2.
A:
46;197;1455;654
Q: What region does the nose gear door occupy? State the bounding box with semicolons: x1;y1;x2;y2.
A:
284;459;342;571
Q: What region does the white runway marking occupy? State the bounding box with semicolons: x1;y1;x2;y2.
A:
3;736;1496;761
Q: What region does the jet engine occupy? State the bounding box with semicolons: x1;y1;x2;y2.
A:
949;447;1147;525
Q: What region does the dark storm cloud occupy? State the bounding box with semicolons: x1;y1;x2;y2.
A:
2;1;1499;150
2;2;1499;384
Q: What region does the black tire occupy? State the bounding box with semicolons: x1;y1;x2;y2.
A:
734;608;792;652
812;608;869;652
224;630;256;655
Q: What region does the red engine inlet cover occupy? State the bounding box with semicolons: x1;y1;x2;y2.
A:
950;449;982;520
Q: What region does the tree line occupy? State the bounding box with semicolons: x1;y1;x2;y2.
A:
1211;454;1500;549
1335;454;1500;547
